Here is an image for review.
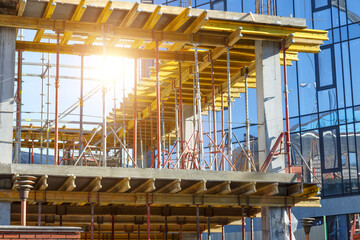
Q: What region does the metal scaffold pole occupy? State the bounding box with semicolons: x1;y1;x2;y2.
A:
40;52;45;164
156;41;162;168
46;42;51;165
226;48;232;169
134;59;138;167
122;58;126;168
161;100;165;168
243;66;251;171
80;55;84;166
15;50;22;164
211;60;217;170
54;31;60;165
175;86;180;162
178;62;184;169
102;34;107;167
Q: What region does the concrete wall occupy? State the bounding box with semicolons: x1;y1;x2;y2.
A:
0;27;16;164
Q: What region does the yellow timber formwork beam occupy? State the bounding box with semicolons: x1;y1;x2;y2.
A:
60;0;87;45
0;15;234;47
168;10;209;52
131;5;162;49
33;0;56;42
0;189;321;208
84;0;114;45
15;41;206;62
144;7;192;50
107;2;141;47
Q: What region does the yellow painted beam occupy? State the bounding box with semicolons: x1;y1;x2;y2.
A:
84;0;114;45
60;0;87;45
33;0;56;42
131;5;162;49
144;7;191;50
108;2;141;47
16;0;26;16
168;10;208;51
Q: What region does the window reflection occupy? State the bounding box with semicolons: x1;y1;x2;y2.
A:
301;130;321;183
321;127;340;170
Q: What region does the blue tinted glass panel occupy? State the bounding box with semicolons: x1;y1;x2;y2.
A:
339;1;347;26
301;130;321;183
348;23;360;40
211;0;225;10
339;109;346;124
314;0;329;9
355;106;360;121
355;123;360;184
334;44;344;108
347;124;358;192
298;53;317;115
295;0;313;26
323;172;342;195
317;47;335;89
326;215;349;238
197;3;210;9
286;65;299;117
314;8;332;30
350;39;360;106
347;0;360;24
321;128;339;170
332;6;339;27
340;124;350;193
340;26;348;41
301;114;318;131
319;110;338;127
347;108;354;123
333;28;340;43
342;42;352;107
196;0;209;5
290;117;300;132
318;88;337;112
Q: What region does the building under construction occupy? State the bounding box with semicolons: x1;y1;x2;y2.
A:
0;0;329;239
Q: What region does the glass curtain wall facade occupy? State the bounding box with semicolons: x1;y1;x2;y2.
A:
154;0;360;198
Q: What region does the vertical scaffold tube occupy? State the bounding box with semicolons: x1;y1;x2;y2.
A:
194;45;204;168
226;48;232;169
162;101;166;168
122;58;126;168
134;59;138;167
208;105;212;166
102;35;107;167
211;60;217;170
175;87;180;162
207;216;211;240
80;55;84;166
156;41;162;169
150;111;154;167
282;39;293;240
46;45;50;164
54;31;60;165
178;62;184;168
282;41;291;172
241;207;245;240
244;67;251;171
221;87;225;171
40;52;45;164
15;50;22;164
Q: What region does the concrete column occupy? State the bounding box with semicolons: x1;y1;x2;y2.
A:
255;40;285;173
0;27;16;164
255;40;289;240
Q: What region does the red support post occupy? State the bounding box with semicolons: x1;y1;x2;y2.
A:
221;225;225;240
282;40;291;173
156;41;161;169
282;39;292;240
134;59;138;166
54;31;60;165
179;225;183;240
